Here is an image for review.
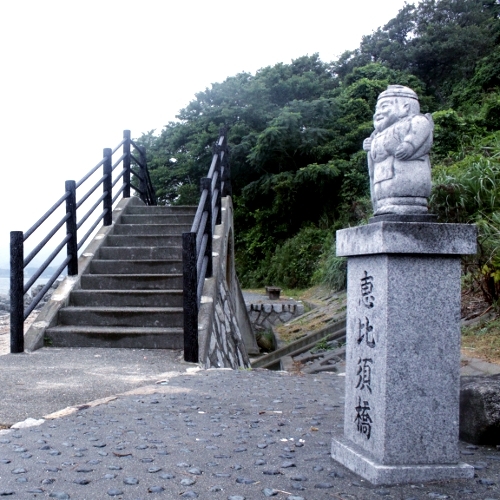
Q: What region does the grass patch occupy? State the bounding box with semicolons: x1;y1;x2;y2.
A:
244;287;307;300
462;316;500;363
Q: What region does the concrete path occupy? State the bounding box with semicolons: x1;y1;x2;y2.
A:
1;352;500;498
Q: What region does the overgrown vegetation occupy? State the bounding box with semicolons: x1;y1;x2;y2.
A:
136;0;500;308
462;317;500;363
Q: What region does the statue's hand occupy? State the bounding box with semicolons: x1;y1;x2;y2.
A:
363;138;372;151
395;141;414;160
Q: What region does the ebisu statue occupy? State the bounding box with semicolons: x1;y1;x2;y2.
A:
363;85;434;216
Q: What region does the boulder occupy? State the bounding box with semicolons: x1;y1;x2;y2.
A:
460;374;500;445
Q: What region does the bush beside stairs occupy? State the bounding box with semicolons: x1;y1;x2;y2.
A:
44;202;196;349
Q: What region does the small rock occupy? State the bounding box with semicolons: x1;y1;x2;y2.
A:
477;478;496;486
148;486;165;493
123;477;139;485
107;490;123;497
236;477;257;484
263;487;279;496
315;482;334;489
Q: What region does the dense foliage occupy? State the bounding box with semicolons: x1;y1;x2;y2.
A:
136;0;500;300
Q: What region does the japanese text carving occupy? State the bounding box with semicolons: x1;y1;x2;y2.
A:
355;397;373;440
357;317;375;348
360;270;374;308
356;357;373;393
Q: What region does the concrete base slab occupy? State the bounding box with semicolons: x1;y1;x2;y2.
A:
331;435;474;485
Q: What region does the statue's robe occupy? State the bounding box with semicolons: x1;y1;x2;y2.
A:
368;113;433;215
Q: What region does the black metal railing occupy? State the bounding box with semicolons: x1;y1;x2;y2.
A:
183;127;231;363
10;130;156;353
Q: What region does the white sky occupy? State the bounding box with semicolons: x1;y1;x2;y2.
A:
0;0;411;268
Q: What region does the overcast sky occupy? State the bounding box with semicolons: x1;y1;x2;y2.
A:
0;0;412;268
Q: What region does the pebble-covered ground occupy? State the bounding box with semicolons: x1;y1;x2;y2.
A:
1;369;500;500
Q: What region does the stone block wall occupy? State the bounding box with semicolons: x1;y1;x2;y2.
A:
198;197;259;368
247;302;305;331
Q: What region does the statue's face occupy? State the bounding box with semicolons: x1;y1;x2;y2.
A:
373;97;406;132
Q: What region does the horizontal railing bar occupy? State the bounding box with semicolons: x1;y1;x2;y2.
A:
24;212;71;268
211;170;219;192
76;157;107;189
130;183;144;195
196;211;208;253
76;173;108;210
24;255;71;319
129;139;145;152
111;138;127;155
24;233;71;293
77;209;107;251
112;167;127;187
130;153;144;167
211;187;219;213
112;153;127;171
207;153;219;178
191;189;208;233
197;255;208;304
77;192;107;230
112;184;125;204
24;191;70;241
197;233;208;278
130;167;143;181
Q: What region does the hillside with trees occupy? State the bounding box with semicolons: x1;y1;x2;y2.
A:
135;0;500;308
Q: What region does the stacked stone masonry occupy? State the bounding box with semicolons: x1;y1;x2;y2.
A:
206;281;250;369
197;198;258;368
247;302;305;331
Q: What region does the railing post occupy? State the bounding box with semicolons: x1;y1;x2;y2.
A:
183;232;199;363
123;130;131;198
103;148;113;226
201;177;213;278
10;231;24;353
65;180;78;276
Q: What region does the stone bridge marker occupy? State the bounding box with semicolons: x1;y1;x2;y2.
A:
331;86;477;485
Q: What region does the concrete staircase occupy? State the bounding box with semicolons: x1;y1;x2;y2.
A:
44;204;196;349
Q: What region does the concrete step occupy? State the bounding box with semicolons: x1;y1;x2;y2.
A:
81;274;182;290
126;206;197;215
70;290;183;307
113;224;191;236
120;214;195;225
58;307;183;327
105;235;182;247
89;259;182;274
44;326;183;349
98;246;182;260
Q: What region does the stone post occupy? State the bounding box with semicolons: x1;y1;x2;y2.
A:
331;220;477;485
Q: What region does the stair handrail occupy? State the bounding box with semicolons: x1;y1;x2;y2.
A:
183;127;231;363
10;130;156;353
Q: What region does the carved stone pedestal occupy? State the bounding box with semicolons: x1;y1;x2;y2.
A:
331;221;477;485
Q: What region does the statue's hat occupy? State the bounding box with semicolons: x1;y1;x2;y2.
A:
378;85;418;101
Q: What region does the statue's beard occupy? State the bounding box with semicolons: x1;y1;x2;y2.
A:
374;114;401;133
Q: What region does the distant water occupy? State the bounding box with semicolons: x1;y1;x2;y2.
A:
0;277;49;296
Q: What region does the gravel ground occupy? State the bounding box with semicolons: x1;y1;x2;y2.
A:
1;368;500;499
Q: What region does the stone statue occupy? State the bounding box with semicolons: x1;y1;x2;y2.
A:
363;85;434;216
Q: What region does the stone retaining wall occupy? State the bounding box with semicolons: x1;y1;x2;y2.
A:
198;197;259;368
247;302;304;331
